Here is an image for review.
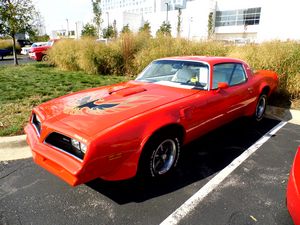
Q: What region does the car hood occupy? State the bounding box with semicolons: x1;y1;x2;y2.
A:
30;45;50;52
34;81;198;138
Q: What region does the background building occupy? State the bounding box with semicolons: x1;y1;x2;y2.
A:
212;0;300;43
56;0;298;42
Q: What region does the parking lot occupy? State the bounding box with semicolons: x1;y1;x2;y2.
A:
0;117;299;225
0;55;33;66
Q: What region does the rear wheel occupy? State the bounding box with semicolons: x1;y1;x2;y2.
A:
139;133;180;178
254;93;267;121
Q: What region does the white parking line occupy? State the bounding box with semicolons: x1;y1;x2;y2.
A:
160;121;287;225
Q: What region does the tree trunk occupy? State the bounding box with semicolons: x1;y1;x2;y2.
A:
12;36;19;66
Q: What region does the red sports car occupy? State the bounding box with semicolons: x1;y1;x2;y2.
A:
28;39;58;61
287;146;300;225
25;56;278;186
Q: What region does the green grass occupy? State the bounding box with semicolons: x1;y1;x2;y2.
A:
0;63;130;136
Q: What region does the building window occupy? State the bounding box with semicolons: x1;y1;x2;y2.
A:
215;7;261;27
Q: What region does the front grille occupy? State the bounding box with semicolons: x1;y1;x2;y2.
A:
45;132;84;160
32;113;41;136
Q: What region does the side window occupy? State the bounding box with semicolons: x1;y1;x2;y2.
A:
230;64;247;85
212;63;247;89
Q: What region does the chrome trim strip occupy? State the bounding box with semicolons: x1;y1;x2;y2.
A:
43;141;83;162
31;115;41;137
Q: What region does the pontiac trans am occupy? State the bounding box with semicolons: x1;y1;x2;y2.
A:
25;56;278;186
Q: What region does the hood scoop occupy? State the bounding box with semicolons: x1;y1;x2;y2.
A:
110;86;147;97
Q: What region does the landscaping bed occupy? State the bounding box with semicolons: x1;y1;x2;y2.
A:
0;63;129;136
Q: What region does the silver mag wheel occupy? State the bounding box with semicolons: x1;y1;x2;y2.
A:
255;93;267;121
139;134;180;178
151;139;177;175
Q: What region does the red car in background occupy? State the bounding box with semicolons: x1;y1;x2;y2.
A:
287;146;300;225
25;56;278;186
29;39;58;61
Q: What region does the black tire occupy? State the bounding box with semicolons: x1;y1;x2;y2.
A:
41;55;49;62
138;133;180;178
254;93;267;121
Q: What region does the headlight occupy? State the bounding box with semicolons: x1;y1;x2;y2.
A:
80;143;87;154
71;138;87;154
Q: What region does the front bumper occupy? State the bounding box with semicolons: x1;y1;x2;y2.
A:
287;148;300;225
25;123;89;186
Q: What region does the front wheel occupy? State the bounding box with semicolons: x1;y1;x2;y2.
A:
41;54;49;62
254;93;267;121
139;134;180;178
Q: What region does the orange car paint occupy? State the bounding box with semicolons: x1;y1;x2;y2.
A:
25;56;278;186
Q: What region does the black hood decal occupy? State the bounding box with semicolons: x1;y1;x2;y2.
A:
78;100;119;110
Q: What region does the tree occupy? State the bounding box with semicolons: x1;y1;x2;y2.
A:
121;24;131;34
156;21;171;37
31;11;46;36
139;21;151;36
81;23;97;37
102;25;115;39
208;12;215;39
91;0;102;38
0;0;38;65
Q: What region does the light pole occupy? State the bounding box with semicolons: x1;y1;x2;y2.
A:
165;2;169;23
188;17;193;40
106;12;109;27
75;21;79;39
66;19;69;37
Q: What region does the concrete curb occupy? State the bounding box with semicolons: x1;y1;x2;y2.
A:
0;105;299;150
266;106;300;125
0;134;27;149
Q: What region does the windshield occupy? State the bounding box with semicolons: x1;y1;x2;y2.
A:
136;60;209;90
47;40;54;46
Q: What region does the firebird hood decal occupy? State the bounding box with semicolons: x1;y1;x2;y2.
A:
64;95;161;115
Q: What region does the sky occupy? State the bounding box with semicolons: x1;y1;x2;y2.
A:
34;0;93;34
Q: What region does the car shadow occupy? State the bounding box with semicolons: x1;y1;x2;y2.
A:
86;117;280;204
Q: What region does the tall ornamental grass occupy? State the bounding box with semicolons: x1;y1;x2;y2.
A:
0;39;21;51
48;36;300;99
229;41;300;98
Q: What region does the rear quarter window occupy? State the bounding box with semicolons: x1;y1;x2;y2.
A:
212;63;247;89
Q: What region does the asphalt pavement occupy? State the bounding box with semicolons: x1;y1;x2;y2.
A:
0;55;34;66
1;116;299;225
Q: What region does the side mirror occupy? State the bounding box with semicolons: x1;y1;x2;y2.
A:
218;82;229;89
217;82;229;92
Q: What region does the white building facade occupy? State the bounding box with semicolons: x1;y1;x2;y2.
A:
101;0;300;42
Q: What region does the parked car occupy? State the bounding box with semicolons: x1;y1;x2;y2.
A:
17;39;32;48
287;146;300;225
28;39;58;61
0;49;12;60
25;56;278;186
21;42;47;55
